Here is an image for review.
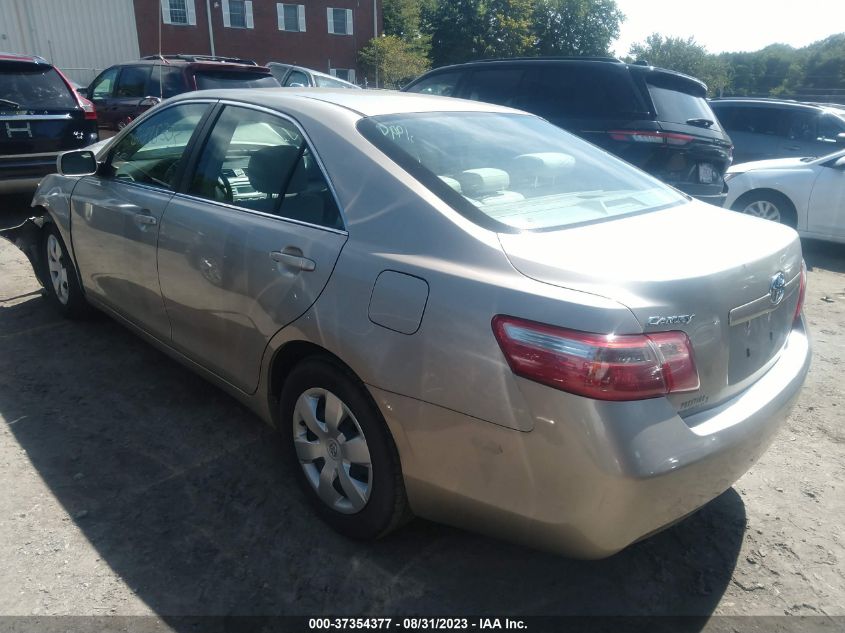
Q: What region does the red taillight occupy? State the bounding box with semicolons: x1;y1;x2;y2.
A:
794;260;807;325
608;130;694;146
78;96;97;120
491;316;700;401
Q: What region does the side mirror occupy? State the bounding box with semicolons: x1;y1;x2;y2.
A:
138;96;161;108
834;156;845;169
57;150;98;176
836;133;845;145
76;87;89;98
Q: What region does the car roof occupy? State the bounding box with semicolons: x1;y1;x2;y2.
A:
412;57;707;94
0;52;51;65
172;87;519;117
710;98;823;111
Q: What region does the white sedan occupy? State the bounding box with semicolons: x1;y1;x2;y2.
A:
724;149;845;243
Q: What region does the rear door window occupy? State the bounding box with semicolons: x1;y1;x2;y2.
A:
646;76;721;130
193;71;279;90
0;62;76;110
463;68;525;107
819;112;845;141
516;65;646;120
405;71;462;97
115;66;152;98
147;66;184;99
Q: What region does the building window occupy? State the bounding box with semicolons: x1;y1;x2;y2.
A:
161;0;196;26
277;3;305;32
330;68;356;84
327;7;353;35
222;0;254;29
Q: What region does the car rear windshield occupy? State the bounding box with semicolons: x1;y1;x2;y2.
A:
646;76;721;130
0;62;76;110
193;70;279;90
358;112;685;232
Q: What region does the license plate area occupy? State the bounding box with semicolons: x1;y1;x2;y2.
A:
728;305;791;384
698;162;717;184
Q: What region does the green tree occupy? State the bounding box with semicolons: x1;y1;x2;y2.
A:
422;0;486;67
359;35;431;88
628;33;729;95
533;0;624;56
480;0;535;58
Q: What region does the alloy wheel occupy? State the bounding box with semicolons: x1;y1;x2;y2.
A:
46;233;70;305
292;387;372;514
743;199;781;223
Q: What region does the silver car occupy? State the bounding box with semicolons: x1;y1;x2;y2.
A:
3;89;810;558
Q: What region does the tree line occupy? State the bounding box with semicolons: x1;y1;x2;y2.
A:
359;0;845;105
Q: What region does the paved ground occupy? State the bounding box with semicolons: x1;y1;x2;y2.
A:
0;197;843;626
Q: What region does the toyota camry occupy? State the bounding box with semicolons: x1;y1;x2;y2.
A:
2;89;810;558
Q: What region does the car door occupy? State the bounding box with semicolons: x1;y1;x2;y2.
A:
87;66;119;130
156;103;347;393
109;65;153;129
807;157;845;239
70;101;212;340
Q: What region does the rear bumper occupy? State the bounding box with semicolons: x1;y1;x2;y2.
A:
0;152;58;193
372;323;810;558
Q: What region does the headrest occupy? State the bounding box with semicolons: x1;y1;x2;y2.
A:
457;168;510;197
513;152;576;174
247;144;307;195
438;175;462;193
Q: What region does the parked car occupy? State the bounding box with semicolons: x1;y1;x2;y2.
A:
82;55;279;131
403;57;733;205
267;63;360;89
2;89;809;558
724;148;845;242
0;53;98;193
710;98;845;163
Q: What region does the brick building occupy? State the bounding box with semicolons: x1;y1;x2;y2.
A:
137;0;382;84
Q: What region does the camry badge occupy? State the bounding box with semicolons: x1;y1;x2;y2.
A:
647;314;695;326
769;272;786;305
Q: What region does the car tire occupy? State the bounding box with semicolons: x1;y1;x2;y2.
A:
732;190;797;228
40;224;91;319
280;356;411;540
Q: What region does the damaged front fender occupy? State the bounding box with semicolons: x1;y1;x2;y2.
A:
0;214;48;287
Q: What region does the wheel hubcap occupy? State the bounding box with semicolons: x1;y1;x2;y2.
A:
46;234;70;305
292;388;372;514
743;200;781;223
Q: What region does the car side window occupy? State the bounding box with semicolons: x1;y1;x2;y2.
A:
115;66;152;98
284;70;310;87
147;66;184;99
464;69;524;107
732;107;780;136
187;105;342;229
818;113;845;141
90;67;119;99
406;72;462;97
107;103;208;190
784;110;818;141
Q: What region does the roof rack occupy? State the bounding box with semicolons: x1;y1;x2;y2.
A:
141;54;258;66
472;56;621;64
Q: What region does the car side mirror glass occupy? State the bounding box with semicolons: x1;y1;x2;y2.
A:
57;150;98;176
138;96;161;108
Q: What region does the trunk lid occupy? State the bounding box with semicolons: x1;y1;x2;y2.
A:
498;201;803;414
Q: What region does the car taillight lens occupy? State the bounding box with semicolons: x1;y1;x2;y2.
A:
608;130;694;146
794;260;807;325
491;316;700;401
79;96;97;120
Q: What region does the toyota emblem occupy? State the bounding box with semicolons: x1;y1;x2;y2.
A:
769;272;786;305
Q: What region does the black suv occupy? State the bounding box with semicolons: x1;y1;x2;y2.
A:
403;58;733;204
710;98;845;163
82;55;279;132
1;53;99;193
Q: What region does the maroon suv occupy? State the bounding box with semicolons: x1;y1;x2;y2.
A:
82;55;280;132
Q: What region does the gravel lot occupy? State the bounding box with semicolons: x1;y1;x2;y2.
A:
0;197;843;626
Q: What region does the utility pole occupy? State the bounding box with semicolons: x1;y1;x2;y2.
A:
206;0;216;56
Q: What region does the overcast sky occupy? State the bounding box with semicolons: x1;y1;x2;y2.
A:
612;0;845;57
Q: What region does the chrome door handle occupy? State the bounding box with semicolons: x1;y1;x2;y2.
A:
270;250;316;272
785;145;801;151
134;213;157;226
